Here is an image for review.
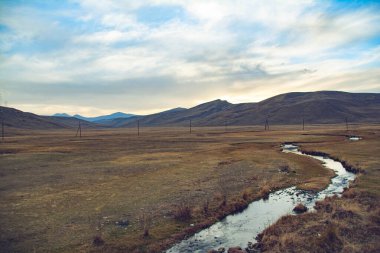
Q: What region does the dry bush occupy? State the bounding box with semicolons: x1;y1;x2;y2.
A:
138;211;152;238
241;188;253;201
92;235;105;246
342;188;357;199
202;198;210;217
312;224;343;252
259;185;271;199
231;198;248;213
173;201;192;221
217;176;228;207
315;199;334;213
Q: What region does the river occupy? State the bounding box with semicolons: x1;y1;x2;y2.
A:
166;143;356;253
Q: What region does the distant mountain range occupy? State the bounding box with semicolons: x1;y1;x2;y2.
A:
53;112;135;123
1;91;380;129
101;91;380;127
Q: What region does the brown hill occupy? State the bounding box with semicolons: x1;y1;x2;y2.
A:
115;91;380;127
0;106;98;129
2;91;379;129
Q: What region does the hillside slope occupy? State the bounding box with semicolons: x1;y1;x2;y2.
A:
116;91;380;127
0;107;98;129
2;91;379;129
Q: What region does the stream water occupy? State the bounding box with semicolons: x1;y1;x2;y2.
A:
166;144;356;253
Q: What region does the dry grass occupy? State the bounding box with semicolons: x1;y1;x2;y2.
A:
256;191;380;253
173;202;192;222
255;125;380;252
0;124;377;252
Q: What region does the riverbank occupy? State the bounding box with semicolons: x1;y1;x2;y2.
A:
254;129;380;252
167;143;356;252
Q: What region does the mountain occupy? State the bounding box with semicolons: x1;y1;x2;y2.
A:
2;91;380;129
53;113;71;117
107;91;380;127
0;107;99;129
52;112;135;123
72;112;135;123
96;107;188;127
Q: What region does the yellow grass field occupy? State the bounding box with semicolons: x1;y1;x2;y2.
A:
0;124;378;252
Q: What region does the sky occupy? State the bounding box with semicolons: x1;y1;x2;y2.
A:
0;0;380;116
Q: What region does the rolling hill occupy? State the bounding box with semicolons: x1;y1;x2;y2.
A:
0;107;99;129
1;91;380;129
112;91;380;127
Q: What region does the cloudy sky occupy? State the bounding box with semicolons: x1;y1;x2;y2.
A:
1;0;380;116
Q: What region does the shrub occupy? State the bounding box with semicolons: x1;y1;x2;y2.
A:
174;201;192;221
259;185;271;199
92;235;104;246
202;198;210;216
242;188;252;201
138;211;152;238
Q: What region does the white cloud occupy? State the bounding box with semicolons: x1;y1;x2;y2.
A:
0;0;379;115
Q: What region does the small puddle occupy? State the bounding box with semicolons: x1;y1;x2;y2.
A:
348;136;361;141
166;144;356;253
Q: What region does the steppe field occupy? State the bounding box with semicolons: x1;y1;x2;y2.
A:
0;124;379;253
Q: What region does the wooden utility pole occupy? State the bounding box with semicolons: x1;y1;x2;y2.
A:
189;120;192;134
137;120;140;136
264;118;269;131
1;119;4;141
75;121;82;138
345;117;348;131
225;121;227;132
303;117;305;131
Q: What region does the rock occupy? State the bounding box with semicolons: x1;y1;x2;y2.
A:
293;203;308;213
227;247;244;253
218;247;226;253
246;241;260;253
278;165;290;173
116;219;129;227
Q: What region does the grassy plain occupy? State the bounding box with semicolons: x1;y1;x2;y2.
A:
0;124;376;252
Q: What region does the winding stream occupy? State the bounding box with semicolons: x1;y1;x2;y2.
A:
166;144;356;253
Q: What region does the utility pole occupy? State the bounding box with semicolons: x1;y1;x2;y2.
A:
264;118;269;131
1;119;4;141
0;100;4;142
345;117;348;131
75;121;82;138
138;120;140;136
189;119;192;134
303;117;305;131
225;121;227;132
